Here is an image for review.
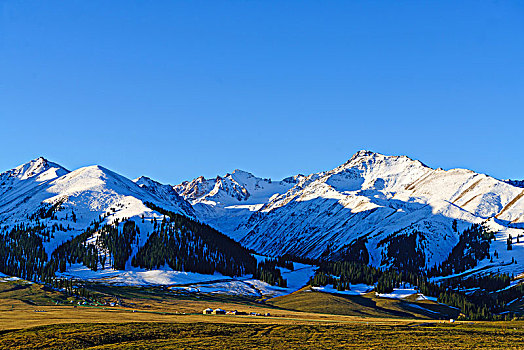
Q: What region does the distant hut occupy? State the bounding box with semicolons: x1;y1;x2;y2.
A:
212;308;226;315
203;308;213;314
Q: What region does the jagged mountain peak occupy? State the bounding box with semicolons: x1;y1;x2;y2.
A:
175;168;299;207
0;157;69;200
133;175;196;218
309;150;433;196
343;150;428;169
230;169;254;177
344;150;392;164
134;174;177;194
134;175;158;186
349;149;377;159
2;156;69;181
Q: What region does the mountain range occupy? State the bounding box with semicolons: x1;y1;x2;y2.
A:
1;151;523;280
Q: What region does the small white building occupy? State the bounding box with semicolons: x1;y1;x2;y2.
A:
212;308;225;315
203;308;213;314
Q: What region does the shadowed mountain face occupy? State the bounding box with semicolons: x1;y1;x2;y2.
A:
175;151;524;273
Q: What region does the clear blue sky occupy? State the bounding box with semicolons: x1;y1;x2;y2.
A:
1;1;523;184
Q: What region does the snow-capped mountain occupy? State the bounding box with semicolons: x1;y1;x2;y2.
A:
0;158;194;254
0;157;69;208
1;151;524;282
0;158;274;289
174;169;303;240
134;175;196;218
176;151;524;276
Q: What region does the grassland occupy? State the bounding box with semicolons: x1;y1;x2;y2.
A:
1;279;523;349
1;321;524;349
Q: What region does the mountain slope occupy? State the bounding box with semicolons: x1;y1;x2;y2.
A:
1;152;524;283
0;158;258;282
0;157;69;221
0;160;194;247
504;179;524;188
176;151;524;275
134;176;196;218
174;169;303;240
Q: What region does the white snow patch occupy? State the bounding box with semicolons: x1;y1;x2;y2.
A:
376;288;418;299
312;283;374;296
60;264;229;286
416;294;438;302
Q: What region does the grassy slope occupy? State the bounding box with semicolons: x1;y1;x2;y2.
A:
0;280;71;306
268;287;460;319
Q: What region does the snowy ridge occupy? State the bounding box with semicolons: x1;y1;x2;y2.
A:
0;157;68;204
0;158;195;255
176;151;524;277
174;169;303;206
504;179;524;189
174;169;303;240
134;176;196;218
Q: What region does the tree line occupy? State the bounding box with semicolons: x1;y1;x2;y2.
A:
132;202;257;277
